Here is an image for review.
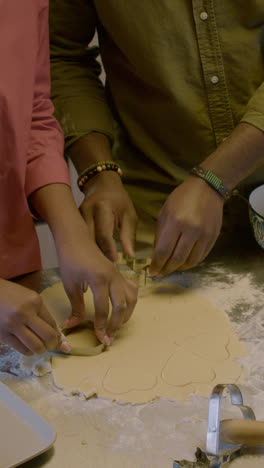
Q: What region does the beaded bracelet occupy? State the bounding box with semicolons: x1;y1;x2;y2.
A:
77;160;123;191
190;166;234;201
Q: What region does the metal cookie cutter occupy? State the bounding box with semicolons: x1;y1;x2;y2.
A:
206;384;255;467
117;254;152;286
174;383;256;467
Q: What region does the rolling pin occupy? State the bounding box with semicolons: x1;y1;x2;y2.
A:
220;419;264;446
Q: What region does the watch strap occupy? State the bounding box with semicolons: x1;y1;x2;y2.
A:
190;166;233;201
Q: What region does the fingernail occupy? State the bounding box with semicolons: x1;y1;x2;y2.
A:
60;320;69;329
104;335;114;346
60;342;71;353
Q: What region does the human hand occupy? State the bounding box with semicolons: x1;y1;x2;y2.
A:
149;176;224;276
0;280;68;355
57;224;138;345
80;171;138;261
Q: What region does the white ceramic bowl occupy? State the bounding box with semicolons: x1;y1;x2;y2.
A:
249;184;264;249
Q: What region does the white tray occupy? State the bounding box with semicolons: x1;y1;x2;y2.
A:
0;381;56;468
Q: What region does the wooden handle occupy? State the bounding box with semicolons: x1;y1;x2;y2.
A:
220;419;264;446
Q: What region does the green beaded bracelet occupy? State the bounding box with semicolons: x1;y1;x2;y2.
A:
77;160;123;191
190;166;234;201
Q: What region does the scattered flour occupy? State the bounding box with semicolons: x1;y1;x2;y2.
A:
167;263;264;420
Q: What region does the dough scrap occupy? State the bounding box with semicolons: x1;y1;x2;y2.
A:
41;281;247;404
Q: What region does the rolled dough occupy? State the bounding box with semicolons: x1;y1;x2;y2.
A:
61;322;105;356
41;281;246;404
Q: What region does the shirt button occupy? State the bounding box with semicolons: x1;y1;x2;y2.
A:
211;75;219;84
200;11;208;20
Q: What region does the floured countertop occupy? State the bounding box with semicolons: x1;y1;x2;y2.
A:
1;227;264;467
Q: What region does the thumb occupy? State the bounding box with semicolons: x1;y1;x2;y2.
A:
119;212;137;258
62;287;86;329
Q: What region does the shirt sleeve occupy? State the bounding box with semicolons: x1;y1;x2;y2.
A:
49;0;115;151
240;82;264;133
25;1;70;198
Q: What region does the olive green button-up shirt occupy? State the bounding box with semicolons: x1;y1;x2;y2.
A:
50;0;264;218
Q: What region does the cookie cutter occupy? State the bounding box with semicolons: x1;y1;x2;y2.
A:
174;383;256;467
58;321;105;356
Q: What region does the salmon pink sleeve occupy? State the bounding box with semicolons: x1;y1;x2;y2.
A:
25;1;70;198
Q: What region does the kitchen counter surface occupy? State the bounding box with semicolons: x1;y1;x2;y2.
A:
1;225;264;467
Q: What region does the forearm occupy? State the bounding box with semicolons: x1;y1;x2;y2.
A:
29;184;90;247
69;132;113;174
200;123;264;189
